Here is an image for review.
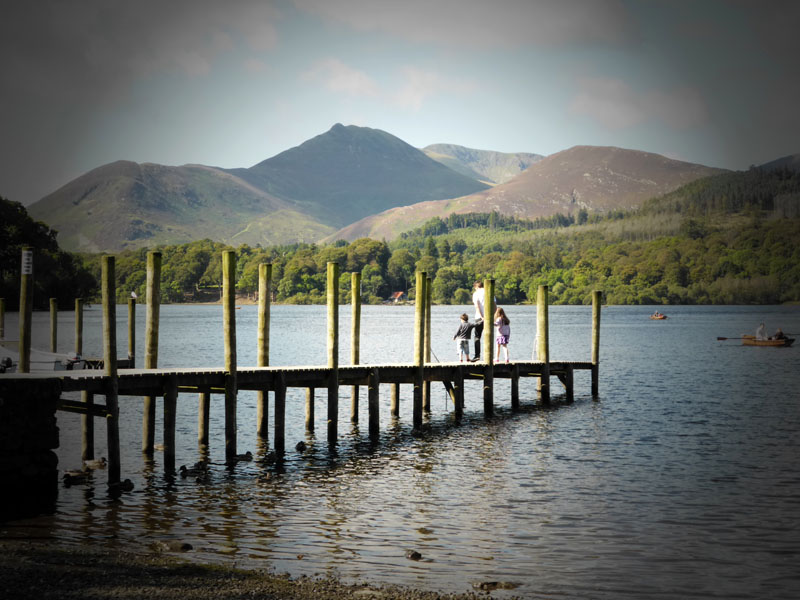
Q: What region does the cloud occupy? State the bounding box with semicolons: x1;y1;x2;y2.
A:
304;58;381;98
293;0;633;48
393;67;475;110
569;77;708;130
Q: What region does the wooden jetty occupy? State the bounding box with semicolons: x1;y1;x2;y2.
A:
0;250;602;491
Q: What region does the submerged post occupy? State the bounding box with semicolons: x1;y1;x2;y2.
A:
423;276;432;412
18;247;33;373
350;271;361;423
412;271;426;429
223;250;238;461
101;256;121;485
143;251;161;454
592;290;602;396
127;296;136;367
49;298;57;353
327;261;339;447
537;285;550;404
483;278;495;416
257;263;272;439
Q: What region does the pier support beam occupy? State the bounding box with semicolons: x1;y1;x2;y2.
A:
198;392;210;448
327;262;339;447
350;271;361;423
257;263;272;439
305;388;314;431
75;297;94;460
163;375;177;473
143;251;161;454
537;285;550;404
413;271;427;430
511;363;520;410
391;383;400;417
223;250;238;462
592;290;602;397
101;256;121;486
423;276;432;412
49;298;57;353
483;278;495;416
454;365;464;420
275;372;286;456
368;367;380;440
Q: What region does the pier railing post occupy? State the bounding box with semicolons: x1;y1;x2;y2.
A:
127;297;135;367
101;256;121;486
483;278;495;416
423;276;432;412
327;261;339;447
592;289;602;397
350;271;361;423
143;251;161;454
18;247;33;373
537;285;550;404
257;263;272;439
49;298;57;353
413;271;427;429
223;250;238;461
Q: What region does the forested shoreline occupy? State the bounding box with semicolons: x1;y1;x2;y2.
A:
3;166;800;309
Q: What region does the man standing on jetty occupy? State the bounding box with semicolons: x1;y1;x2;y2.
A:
471;281;485;362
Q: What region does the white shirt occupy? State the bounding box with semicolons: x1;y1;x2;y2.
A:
473;287;485;321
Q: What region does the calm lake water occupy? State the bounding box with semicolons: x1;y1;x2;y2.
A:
2;303;799;599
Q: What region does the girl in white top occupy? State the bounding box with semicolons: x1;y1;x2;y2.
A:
494;307;511;363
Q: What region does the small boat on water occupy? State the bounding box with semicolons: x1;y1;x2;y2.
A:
0;340;84;372
741;334;795;347
650;313;668;320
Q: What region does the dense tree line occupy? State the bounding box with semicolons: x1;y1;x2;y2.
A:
0;197;96;310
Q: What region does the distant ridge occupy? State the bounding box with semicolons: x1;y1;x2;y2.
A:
422;143;543;185
328;146;727;241
759;153;800;172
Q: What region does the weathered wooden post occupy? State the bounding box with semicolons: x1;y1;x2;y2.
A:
0;297;5;339
18;247;33;373
390;383;400;418
101;256;121;486
75;297;94;460
412;271;426;429
198;392;210;448
305;388;315;431
127;296;136;367
350;271;361;423
257;263;272;438
163;375;178;473
327;261;339;447
143;251;161;454
223;250;238;461
49;298;58;353
537;285;550;404
511;363;520;409
368;367;380;439
74;298;83;357
592;290;602;397
483;278;495;416
454;365;464;420
423;276;432;412
275;372;286;455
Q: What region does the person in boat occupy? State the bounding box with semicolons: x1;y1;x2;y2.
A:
755;322;767;340
773;328;786;340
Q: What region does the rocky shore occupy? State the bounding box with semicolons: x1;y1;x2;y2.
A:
0;540;507;600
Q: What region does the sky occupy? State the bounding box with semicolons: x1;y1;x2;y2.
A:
2;0;799;206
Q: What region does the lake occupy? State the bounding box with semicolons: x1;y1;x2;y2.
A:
2;303;799;599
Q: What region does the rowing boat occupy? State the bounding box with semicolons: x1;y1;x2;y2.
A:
650;314;667;320
741;335;795;347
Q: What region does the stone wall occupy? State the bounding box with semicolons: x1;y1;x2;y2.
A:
0;379;60;521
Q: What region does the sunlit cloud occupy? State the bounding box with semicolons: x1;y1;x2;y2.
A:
392;66;475;110
304;58;381;97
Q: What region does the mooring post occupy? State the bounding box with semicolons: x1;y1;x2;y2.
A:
223;250;238;461
483;278;495;416
101;256;121;486
18;247;33;373
75;297;93;460
305;387;315;431
257;263;272;439
274;372;286;456
368;367;380;440
49;298;57;353
592;289;602;397
413;271;426;429
350;271;361;423
0;297;5;339
163;375;178;474
391;383;400;417
537;285;550;404
127;297;135;367
326;261;339;447
423;276;432;412
143;251;161;454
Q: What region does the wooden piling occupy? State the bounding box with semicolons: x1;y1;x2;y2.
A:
368;367;380;439
257;263;272;438
564;365;574;403
18;247;33;373
274;372;286;456
537;285;550;404
423;276;432;412
483;278;495;416
326;262;339;446
163;375;178;473
198;392;210;447
143;251;161;454
222;250;238;461
454;365;464;420
511;363;520;410
412;271;426;429
101;256;121;485
49;298;57;353
350;271;361;423
305;387;315;431
127;297;136;367
592;290;602;396
75;297;93;461
74;298;83;357
390;383;400;417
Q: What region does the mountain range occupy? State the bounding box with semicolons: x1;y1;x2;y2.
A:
28;124;767;253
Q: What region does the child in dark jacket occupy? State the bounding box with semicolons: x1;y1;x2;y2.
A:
453;313;474;363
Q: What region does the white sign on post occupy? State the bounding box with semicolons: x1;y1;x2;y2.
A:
21;250;33;275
